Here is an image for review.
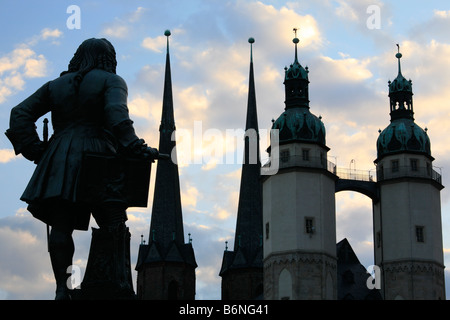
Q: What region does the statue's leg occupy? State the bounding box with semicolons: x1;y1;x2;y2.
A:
48;227;74;300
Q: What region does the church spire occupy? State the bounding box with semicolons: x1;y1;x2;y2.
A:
148;29;185;250
219;38;263;300
234;37;262;254
135;30;196;300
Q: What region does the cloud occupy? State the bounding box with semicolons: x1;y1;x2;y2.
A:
100;7;147;39
0;149;18;163
0;27;56;104
102;23;130;39
141;35;167;53
0;210;54;299
181;183;201;208
40;28;63;40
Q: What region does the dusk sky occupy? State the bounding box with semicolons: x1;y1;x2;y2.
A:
1;0;450;300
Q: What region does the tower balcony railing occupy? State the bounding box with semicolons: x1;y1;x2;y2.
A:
335;168;376;182
266;154;443;185
376;165;442;184
273;154;337;174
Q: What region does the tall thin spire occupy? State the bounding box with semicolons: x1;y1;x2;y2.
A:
234;37;262;254
293;27;299;64
396;43;402;76
219;38;263;300
148;29;185;250
135;30;196;300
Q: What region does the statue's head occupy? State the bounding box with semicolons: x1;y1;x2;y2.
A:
62;38;117;76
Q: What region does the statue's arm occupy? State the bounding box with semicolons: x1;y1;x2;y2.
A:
103;74;158;160
5;81;51;162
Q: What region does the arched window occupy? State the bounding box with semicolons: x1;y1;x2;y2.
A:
278;268;292;300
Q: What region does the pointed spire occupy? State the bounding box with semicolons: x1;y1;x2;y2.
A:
293;28;299;64
396;43;403;76
249;37;254;63
233;37;262;255
165;29;171;53
135;30;197;300
245;37;258;133
148;29;185;252
219;37;263;285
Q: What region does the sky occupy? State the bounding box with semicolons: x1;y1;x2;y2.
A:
0;0;450;300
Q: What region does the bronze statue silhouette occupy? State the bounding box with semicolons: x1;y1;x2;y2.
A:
5;38;159;299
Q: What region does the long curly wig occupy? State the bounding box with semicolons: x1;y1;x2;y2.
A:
60;38;117;91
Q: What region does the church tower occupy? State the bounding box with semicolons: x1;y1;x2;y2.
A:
219;38;264;300
373;46;445;300
262;31;338;300
135;30;197;300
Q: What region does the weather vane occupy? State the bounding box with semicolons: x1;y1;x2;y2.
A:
293;27;298;38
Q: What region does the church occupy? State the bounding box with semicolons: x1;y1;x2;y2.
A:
135;30;445;300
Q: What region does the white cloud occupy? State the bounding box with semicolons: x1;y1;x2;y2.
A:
102;23;130;39
0;149;18;163
335;0;359;21
101;7;148;39
40;28;62;40
0;33;50;104
141;35;167;53
181;183;201;208
434;10;450;19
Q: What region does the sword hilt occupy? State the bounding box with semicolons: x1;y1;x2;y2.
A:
43;118;49;144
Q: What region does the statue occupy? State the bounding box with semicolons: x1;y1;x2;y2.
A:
5;38;160;299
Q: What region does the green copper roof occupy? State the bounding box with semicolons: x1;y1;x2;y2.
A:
377;118;431;159
272;107;326;146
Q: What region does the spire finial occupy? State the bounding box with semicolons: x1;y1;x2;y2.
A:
164;29;171;53
293;28;300;63
248;37;255;63
395;43;403;76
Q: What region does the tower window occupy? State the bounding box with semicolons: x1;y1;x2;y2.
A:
305;218;314;234
416;226;424;243
280;149;290;162
302;149;310;161
391;160;399;172
410;159;418;171
265;222;270;239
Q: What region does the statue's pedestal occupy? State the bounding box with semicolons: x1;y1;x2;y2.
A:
78;225;135;300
